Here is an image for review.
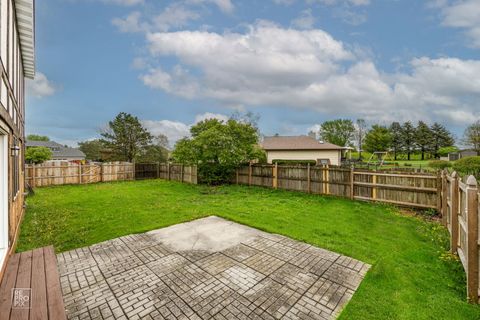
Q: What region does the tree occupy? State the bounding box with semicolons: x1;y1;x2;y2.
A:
363;125;392;154
438;146;459;157
137;135;169;163
27;134;50;141
463;120;480;154
78;139;109;161
415;121;433;160
401;122;416;160
318;119;355;147
25;147;52;164
100;112;153;162
389;122;402;160
355;119;367;160
172;118;263;184
430;123;454;158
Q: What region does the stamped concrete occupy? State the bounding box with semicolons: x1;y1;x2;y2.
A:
57;216;370;320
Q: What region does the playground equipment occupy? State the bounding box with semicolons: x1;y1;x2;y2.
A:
366;151;393;167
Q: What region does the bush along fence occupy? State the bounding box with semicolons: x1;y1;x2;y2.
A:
235;164;440;210
134;163;198;184
441;170;479;302
26;161;198;187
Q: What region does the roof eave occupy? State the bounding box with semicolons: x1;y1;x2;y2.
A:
15;0;35;79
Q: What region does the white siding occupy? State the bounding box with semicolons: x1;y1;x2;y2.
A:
266;150;342;165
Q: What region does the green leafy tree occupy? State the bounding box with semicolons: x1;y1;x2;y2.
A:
25;147;52;164
78;139;107;161
318;119;355;147
463;120;480;154
430;123;454;158
100;112;153;162
415;121;433;160
27;134;50;141
355;119;367;160
363;125;392;154
172;118;263;184
137;135;170;163
389;122;403;160
401;122;416;160
438;146;459;157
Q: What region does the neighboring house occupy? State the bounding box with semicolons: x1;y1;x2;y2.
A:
261;135;344;165
446;149;479;162
0;0;35;277
26;140;86;161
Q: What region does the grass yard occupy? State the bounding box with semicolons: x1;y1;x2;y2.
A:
18;180;480;319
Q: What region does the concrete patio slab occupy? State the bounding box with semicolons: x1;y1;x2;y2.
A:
57;216;370;320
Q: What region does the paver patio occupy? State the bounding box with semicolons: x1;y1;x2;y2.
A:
56;216;370;320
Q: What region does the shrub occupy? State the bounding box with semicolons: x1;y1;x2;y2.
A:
25;146;52;164
452;156;480;178
403;163;412;167
428;160;452;170
272;160;317;166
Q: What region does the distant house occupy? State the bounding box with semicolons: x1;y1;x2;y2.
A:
26;140;86;161
261;135;344;165
447;149;479;161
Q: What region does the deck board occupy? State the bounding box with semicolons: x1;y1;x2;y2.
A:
0;246;66;320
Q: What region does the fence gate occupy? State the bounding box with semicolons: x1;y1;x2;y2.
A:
135;163;159;180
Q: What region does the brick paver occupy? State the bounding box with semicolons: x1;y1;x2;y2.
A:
58;219;370;319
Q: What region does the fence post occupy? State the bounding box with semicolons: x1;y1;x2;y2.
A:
307;163;311;193
167;162;170;180
437;170;442;213
273;163;278;189
350;165;354;199
32;164;36;188
441;170;448;226
78;163;82;184
372;170;377;200
248;163;252;186
236;168;239;184
466;175;479;303
450;171;459;254
157;162;160;179
181;164;185;183
325;165;330;194
100;163;104;182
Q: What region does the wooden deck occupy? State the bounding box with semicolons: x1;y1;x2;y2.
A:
0;246;66;320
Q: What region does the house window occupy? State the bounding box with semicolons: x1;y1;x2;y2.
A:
316;159;331;166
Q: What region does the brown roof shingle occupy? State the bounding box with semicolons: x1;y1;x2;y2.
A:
261;136;343;150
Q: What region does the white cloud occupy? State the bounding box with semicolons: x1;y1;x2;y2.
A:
112;11;144;33
435;0;480;48
292;9;316;29
186;0;234;13
138;22;480;126
194;112;229;123
142;112;230;145
152;4;200;32
306;0;370;6
26;72;57;98
142;120;190;146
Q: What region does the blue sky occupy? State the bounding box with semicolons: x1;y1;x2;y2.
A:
26;0;480;147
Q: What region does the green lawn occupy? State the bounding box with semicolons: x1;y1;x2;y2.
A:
18;180;480;319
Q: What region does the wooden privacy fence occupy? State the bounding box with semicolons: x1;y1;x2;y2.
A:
235;164;440;210
441;171;480;302
26;161;134;187
135;163;198;184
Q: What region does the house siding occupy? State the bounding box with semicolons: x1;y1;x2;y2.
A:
266;150;342;165
0;0;30;280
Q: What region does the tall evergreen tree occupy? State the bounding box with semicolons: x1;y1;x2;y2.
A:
389;122;402;160
401;122;416;160
415;121;433;160
430;122;454;158
363;125;392;154
100;112;153;162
